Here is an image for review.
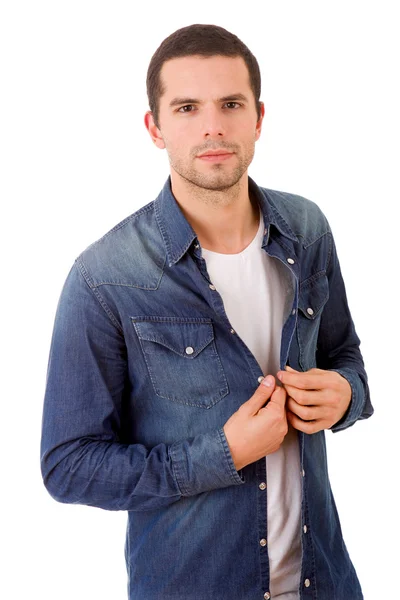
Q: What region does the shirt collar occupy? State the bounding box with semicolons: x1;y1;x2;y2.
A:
154;175;298;267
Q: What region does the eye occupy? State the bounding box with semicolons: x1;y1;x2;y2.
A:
177;105;196;113
224;102;241;109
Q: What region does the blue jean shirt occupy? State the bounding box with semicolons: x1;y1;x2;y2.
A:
40;176;373;600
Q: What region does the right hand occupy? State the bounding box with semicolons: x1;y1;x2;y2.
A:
223;375;288;471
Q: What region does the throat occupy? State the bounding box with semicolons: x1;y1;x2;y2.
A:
200;206;261;254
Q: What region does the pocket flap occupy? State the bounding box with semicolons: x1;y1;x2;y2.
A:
132;318;214;358
298;274;329;320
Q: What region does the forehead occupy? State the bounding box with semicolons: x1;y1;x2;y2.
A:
159;55;252;99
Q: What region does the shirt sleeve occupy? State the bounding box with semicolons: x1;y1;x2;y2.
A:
40;263;244;512
315;231;374;433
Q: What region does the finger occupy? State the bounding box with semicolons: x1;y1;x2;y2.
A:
282;384;323;406
286;365;320;374
244;375;276;415
286;397;323;420
286;410;323;434
277;368;327;390
269;385;287;409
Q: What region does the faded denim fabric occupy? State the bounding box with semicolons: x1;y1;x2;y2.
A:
40;176;373;600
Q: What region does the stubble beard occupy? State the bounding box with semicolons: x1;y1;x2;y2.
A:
167;144;256;200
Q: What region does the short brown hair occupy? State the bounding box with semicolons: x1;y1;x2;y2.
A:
146;24;262;129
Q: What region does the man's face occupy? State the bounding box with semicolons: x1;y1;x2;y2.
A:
151;55;264;192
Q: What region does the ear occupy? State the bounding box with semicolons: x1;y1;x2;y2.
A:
144;111;165;149
255;101;265;141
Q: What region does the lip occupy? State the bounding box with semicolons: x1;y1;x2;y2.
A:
197;151;234;162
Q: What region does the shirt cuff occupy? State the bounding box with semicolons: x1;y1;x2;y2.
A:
329;368;366;432
169;427;245;496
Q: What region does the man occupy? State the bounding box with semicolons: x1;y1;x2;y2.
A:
40;24;373;600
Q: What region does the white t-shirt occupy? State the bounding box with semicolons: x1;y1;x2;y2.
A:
202;209;302;599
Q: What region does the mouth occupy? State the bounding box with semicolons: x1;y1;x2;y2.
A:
197;152;234;162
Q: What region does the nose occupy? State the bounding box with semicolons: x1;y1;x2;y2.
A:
201;104;226;138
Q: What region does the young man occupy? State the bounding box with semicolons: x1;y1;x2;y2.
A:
40;24;373;600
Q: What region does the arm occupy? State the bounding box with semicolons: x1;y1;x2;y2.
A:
315;231;373;431
278;230;373;433
40;263;244;512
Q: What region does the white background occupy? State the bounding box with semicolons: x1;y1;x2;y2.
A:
1;1;399;598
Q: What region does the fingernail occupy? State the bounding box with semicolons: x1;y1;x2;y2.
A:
261;375;274;387
277;372;283;381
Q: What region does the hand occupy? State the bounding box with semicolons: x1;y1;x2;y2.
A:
276;366;351;434
223;375;288;471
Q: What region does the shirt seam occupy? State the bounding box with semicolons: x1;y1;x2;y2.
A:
75;258;123;334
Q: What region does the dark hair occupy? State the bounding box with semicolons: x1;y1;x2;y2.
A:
146;24;262;128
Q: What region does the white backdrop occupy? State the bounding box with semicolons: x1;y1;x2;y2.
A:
1;1;398;598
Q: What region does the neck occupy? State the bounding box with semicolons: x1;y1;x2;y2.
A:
170;171;260;254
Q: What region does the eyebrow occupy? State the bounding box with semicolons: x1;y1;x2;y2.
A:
169;93;249;108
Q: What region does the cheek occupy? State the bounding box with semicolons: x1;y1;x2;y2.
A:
164;139;187;159
163;139;191;168
163;119;194;140
230;127;255;153
162;126;193;153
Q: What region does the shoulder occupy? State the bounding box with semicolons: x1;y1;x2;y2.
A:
75;200;165;289
259;186;331;246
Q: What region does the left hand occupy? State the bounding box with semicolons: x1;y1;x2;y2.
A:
276;366;352;434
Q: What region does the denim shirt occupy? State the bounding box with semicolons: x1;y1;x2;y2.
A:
40;176;373;600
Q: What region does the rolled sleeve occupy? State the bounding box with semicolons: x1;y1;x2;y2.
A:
169;427;245;497
329;367;372;432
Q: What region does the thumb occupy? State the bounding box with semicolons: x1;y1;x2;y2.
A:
268;385;287;410
244;375;276;415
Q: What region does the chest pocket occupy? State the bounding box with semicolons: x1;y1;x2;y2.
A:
297;273;329;370
132;317;229;409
